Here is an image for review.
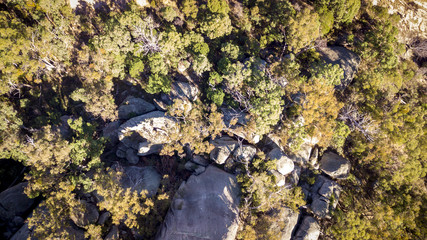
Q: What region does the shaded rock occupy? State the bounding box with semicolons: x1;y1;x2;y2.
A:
103;121;120;146
310;175;341;218
118;96;156;120
267;207;299;240
0;183;34;222
191;155;210;167
233;145;257;163
118;111;177;153
319;152;351;179
184;161;206;175
126;148;139;164
310;197;330;218
285;165;301;189
318;46;360;90
210;136;238;165
97;212;111;225
114;165;161;197
105;225;119;240
291;142;314;166
57;115;74;138
156;81;199;108
137;142;163;156
294;216;321;240
10;223;31;240
156;166;240;240
309;147;319;169
70;200;99;228
268;148;294;176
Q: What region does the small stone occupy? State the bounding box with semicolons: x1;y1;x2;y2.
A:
105;225;119;240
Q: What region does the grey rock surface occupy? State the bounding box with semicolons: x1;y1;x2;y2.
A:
191;155;210;167
294;216;321;240
267;207;299;240
319;152;351;179
210;136;238;165
268;148;295;176
118;96;156;120
115;166;161;197
97;212;111;225
310;175;342;218
156;166;240;240
126;148;139;164
318;46;360;90
103;121;120;146
0;183;34;222
233;145;257;163
118;111;177;152
105;225;119;240
70;200;99;228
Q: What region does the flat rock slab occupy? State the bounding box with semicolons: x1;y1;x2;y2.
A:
294;216;321;240
0;183;34;222
156;166;240;240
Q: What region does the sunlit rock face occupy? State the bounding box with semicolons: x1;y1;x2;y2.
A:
156;166;240;240
373;0;427;43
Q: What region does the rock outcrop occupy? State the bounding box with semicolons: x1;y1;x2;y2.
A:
156;166;240;240
118;96;156;120
221;108;261;143
154;81;199;111
0;183;34;223
117;111;177;156
319;152;351;179
294;216;321;240
113;165;161;197
267;207;299;240
210;136;239;165
309;175;341;218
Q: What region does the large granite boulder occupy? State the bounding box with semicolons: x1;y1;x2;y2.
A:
319;152;351;179
113;165;161;197
210;136;239;165
268;148;295;176
318;46;360;90
70;200;99;228
118;111;177;156
233;145;257;163
267;207;299;240
156;166;240;240
294;216;321;240
0;183;35;223
118;96;156;120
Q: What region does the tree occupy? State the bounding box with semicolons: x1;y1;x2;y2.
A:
286;8;321;53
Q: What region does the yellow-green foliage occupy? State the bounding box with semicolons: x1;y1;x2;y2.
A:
287;8;321;53
162;99;224;155
93;169;153;229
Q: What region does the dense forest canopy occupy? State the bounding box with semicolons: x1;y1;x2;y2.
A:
0;0;425;239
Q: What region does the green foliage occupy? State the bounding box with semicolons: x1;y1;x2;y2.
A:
310;63;344;86
332;120;351;154
221;42;240;60
208;71;223;85
207;0;230;15
129;59;145;78
199;13;233;39
146;74;172;94
287;8;321;53
180;0;198;19
207;87;225;107
160;6;178;22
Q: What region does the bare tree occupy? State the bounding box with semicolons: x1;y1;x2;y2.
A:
133;16;162;55
339;105;379;141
